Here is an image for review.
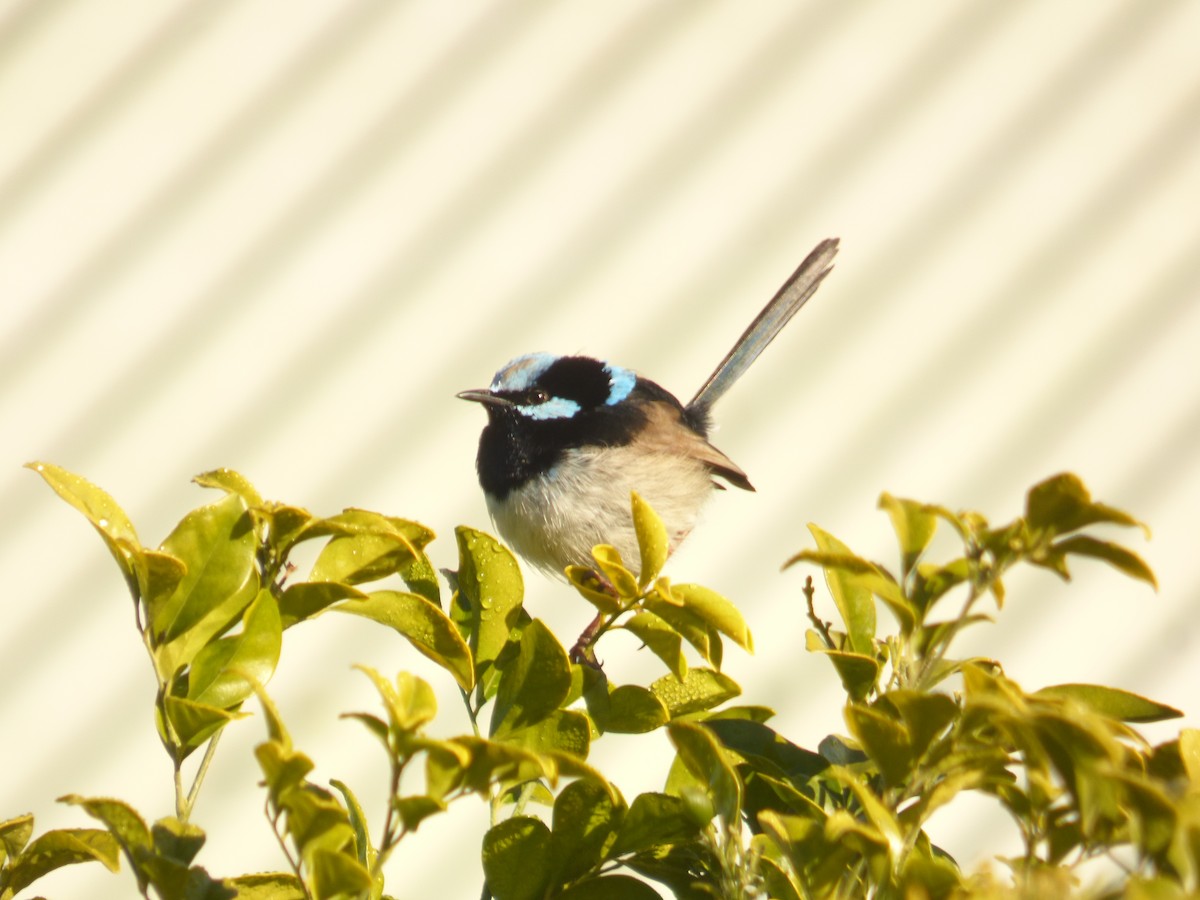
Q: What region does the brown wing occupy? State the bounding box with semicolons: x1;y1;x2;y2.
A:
634;400;754;492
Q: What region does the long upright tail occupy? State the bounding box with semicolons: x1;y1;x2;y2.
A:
687;237;839;415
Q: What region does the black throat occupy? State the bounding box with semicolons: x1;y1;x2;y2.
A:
475;378;702;500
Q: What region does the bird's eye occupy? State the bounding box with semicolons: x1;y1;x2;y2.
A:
529;389;549;404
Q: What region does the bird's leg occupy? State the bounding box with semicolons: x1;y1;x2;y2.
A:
568;569;619;668
569;612;605;668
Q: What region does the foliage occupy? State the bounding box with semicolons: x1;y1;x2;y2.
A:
4;464;1193;899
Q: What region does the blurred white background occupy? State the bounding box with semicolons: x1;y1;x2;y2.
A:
2;1;1198;896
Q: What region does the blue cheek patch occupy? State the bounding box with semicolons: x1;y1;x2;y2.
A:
604;364;636;405
518;396;581;420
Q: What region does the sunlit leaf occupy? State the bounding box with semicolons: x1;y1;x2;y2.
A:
4;827;121;896
631;491;669;588
805;636;880;702
223;871;306;899
153;493;259;674
879;492;938;577
669;583;753;652
354;666;438;734
622;611;687;681
278;581;366;629
499;709;591;758
188;588;282;710
0;813;34;862
651;668;740;718
59;795;152;891
26;462;142;599
193;468;263;508
586;682;668;735
565;566;622;614
165;695;242;755
590;545;640;600
451;526;525;687
1026;473;1148;539
309;846;372;900
1034;683;1181;723
799;526;876;653
1052;535;1157;589
336;590;474;692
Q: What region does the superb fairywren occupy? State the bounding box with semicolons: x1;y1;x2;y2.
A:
459;238;839;578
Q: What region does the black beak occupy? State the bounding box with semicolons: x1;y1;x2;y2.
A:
457;389;514;408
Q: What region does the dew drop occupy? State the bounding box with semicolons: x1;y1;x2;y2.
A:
98;518;110;528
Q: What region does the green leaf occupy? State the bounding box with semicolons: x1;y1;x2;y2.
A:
611;793;701;856
354;666;438;734
481;817;554;900
1051;535;1157;588
164;695;242;756
59;795;152;890
881;690;958;760
844;704;912;787
151;816;206;866
622;611;687;681
309;846;373;900
668;583;753;653
825;766;903;857
585;680;669;735
328;779;373;871
393;795;446;833
565;566;623;615
702;719;828;782
188;588;282;709
451;526;525;688
804;633;880;702
4;827;121;896
430;737;552;798
499;709;591;758
879;492;938;577
551;778;624;883
193;468;263;508
310;529;419;588
631;491;669;588
590;545;641;599
0;813;34;862
153;493;259;674
643;585;722;667
650;668;740;718
278;581;366;629
336;590;474;692
26;462;143;599
491;619;571;737
558;875;663;899
801;526;876;653
667;721;741;825
1034;683;1182;723
223;872;307;899
1026;473;1148;538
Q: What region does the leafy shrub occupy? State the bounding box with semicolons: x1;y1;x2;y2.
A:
2;464;1193;900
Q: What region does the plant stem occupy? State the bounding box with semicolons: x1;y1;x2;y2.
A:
179;731;223;823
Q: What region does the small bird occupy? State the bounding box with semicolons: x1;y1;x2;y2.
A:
459;238;839;578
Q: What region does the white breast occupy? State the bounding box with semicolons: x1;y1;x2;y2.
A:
487;444;717;577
